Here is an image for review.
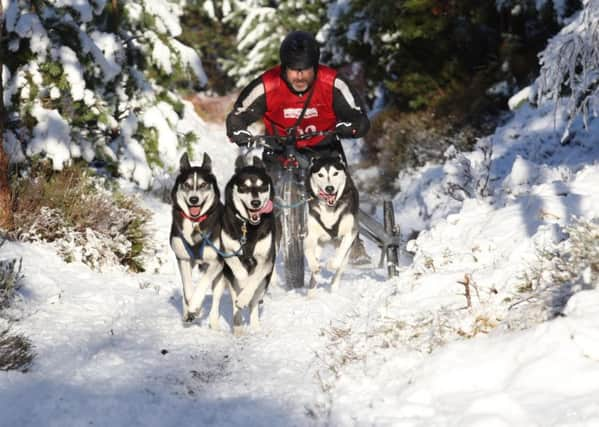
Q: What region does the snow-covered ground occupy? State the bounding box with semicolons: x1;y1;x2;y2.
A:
2;96;599;427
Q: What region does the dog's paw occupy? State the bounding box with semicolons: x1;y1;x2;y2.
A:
183;310;195;323
233;325;245;336
235;289;253;309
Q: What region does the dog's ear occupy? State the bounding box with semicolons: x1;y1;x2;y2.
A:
201;153;212;171
180;152;191;171
308;154;322;172
308;155;317;170
235;156;246;171
252;156;265;169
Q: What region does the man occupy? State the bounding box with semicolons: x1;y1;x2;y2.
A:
226;30;371;264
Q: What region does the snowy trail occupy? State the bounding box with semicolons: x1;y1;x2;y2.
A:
2;214;394;427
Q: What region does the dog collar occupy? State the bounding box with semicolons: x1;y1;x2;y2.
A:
179;210;208;223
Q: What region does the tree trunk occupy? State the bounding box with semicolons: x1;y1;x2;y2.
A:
0;2;15;231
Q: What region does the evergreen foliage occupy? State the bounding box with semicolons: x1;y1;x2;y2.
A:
180;0;238;94
320;0;565;113
207;0;327;87
2;0;208;189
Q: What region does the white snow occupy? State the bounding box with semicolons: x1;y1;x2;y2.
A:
13;13;50;59
508;85;535;111
26;101;74;170
3;87;599;425
146;30;175;75
81;30;123;83
171;38;209;87
52;46;86;101
53;0;94;23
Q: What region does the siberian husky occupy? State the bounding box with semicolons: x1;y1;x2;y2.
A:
304;156;359;293
170;152;225;328
221;156;277;334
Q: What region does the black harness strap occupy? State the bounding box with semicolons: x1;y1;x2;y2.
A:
310;206;342;240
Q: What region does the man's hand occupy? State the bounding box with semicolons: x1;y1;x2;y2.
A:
229;129;253;146
335;122;358;138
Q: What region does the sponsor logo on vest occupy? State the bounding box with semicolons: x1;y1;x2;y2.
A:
283;107;319;119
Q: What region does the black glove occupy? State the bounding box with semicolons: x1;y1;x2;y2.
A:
230;129;253;146
335;122;358;138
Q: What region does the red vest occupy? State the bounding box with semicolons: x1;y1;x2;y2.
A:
262;65;337;149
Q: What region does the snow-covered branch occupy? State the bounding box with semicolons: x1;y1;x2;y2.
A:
2;0;208;189
536;0;599;143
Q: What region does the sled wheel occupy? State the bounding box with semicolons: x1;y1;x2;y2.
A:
280;176;305;288
383;200;400;278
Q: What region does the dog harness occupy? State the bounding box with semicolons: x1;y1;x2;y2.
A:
309;207;342;240
179;210;208;224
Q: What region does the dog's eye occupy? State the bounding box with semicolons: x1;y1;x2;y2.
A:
183;182;193;190
238;185;251;193
198;182;208;189
258;185;269;192
318;173;324;178
333;172;339;176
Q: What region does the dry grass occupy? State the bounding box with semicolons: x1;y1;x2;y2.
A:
9;160;152;271
0;329;35;372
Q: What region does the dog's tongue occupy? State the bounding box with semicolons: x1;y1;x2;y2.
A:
319;191;336;205
249;200;273;223
189;206;202;217
259;199;273;214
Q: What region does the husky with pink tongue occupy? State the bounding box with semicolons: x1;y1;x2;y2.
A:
221;156;277;334
170;152;225;328
305;155;359;294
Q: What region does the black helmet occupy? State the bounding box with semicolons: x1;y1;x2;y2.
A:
279;31;320;70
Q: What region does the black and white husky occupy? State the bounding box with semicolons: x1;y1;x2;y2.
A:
304;156;359;293
221;156;276;334
170;152;225;328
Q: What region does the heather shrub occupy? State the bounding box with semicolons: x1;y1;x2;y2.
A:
9;161;152;272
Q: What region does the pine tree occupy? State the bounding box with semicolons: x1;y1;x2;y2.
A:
221;0;326;87
321;0;503;109
180;0;238;94
321;0;569;111
2;0;208;189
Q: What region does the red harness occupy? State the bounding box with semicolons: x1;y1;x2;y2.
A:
179;210;208;223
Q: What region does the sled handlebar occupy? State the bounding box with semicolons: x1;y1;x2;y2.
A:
248;130;337;151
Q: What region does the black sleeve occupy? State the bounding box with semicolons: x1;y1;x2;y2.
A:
225;76;267;139
332;75;370;137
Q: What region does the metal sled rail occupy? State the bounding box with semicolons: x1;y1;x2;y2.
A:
358;200;401;277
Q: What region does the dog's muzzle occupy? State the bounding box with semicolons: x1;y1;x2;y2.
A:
246;199;273;224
